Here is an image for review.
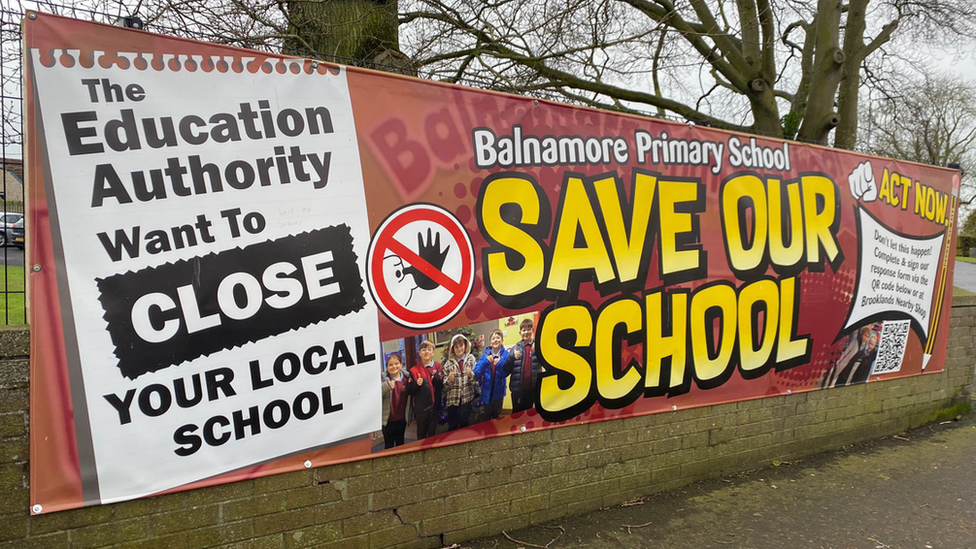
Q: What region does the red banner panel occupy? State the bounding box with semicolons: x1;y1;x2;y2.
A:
24;12;960;512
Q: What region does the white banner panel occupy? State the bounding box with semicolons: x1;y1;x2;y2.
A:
31;50;381;503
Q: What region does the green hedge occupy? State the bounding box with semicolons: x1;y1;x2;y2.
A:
958;235;976;256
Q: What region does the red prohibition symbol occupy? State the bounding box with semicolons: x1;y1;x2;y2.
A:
367;204;475;329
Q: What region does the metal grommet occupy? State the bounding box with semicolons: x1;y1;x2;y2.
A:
671;405;678;411
304;460;312;468
28;12;37;19
32;504;42;513
310;61;318;69
32;265;41;272
519;425;526;432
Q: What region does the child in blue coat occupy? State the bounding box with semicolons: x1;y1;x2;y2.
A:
474;328;510;421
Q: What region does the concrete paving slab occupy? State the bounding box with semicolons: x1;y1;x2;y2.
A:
466;412;976;549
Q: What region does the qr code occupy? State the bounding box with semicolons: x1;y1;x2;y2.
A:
872;320;910;375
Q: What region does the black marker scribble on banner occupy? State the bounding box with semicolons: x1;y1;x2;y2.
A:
97;225;365;380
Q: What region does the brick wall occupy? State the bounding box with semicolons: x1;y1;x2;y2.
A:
3;296;974;549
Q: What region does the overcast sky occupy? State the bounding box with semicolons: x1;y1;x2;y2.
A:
937;44;976;80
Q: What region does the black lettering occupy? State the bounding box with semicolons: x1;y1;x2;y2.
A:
250;359;273;390
174;424;201;456
80;79;100;102
237;102;261;139
101;78;124;102
321;386;343;414
97;227;140;261
91;164;133;207
145;229;172;254
209;112;241;143
304;106;333;134
205;367;237;400
143;117;177;148
277;108;304;137
258;99;276;138
303;345;327;374
103;388;136;424
225;160;256;190
232;406;261;440
126;83;145;101
188;155;222;195
203;415;231;446
355;335;376;364
62;111;104;155
293;391;319;419
105;109;141;152
331;340;354;369
132;170;167;202
179;115;207;145
263;399;289;429
138;383;172;417
174;374;203;408
273;352;301;383
164;157;189;196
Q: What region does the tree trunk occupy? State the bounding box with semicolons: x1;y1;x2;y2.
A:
833;0;868;149
796;0;843;144
749;84;783;137
284;0;412;72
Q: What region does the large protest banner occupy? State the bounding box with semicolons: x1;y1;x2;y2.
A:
25;12;960;512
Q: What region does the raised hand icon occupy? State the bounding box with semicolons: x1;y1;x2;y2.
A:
403;228;450;290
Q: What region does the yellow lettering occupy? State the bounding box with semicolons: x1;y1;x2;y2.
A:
659;181;702;276
879;169;895;206
594;299;643;402
768;179;804;268
776;277;808;362
802;175;839;266
548;177;615;291
481;175;546;296
738;279;779;373
594;173;656;284
538;306;593;415
690;284;737;382
645;291;688;391
722;174;768;273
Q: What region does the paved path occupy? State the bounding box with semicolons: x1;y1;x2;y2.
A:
0;246;22;267
953;260;976;294
468;412;976;549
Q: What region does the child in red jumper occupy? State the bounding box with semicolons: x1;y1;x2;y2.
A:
406;340;443;440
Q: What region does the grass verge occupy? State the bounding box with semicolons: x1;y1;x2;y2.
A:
0;265;26;325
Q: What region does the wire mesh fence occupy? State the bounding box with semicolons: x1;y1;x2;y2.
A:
0;7;25;325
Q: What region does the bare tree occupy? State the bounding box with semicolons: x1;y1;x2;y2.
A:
8;0;976;151
89;0;411;70
401;0;976;146
863;73;976;204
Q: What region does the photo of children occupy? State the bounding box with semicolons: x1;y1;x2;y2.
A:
505;318;541;413
822;323;882;388
406;339;443;440
442;334;478;431
474;328;511;422
380;354;412;449
371;312;540;453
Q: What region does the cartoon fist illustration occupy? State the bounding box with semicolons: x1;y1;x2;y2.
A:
848;161;877;202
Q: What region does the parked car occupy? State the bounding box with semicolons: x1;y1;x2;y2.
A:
10;217;23;249
0;213;22;246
